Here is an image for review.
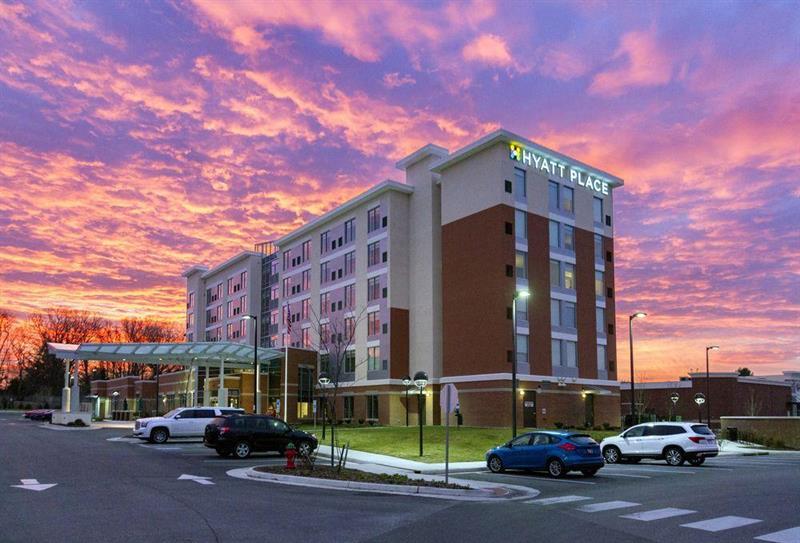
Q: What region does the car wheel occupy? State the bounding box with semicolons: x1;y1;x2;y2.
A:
216;449;231;457
688;457;705;466
664;446;685;466
547;458;566;478
150;428;169;444
233;441;252;459
581;468;599;477
297;441;313;456
488;455;505;473
603;445;621;464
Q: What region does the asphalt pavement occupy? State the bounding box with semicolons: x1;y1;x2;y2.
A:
1;412;799;543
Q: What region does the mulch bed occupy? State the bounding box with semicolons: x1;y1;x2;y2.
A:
255;465;470;489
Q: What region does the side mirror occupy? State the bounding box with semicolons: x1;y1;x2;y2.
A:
505;441;513;448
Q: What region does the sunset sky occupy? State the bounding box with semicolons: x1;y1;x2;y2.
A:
0;1;798;380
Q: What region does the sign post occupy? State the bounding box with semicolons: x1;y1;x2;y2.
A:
669;392;679;421
694;393;705;423
440;383;459;484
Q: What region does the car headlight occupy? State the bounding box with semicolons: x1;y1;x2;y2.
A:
140;421;148;428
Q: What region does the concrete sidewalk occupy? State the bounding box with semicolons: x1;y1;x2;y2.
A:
92;420;134;430
316;445;485;474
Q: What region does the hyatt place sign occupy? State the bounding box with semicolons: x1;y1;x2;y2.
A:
509;143;610;196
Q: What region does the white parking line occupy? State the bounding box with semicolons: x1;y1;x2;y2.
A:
621;508;697;521
577;501;640;513
681;516;762;532
598;473;651;479
603;467;698;474
527;495;592;505
755;527;800;543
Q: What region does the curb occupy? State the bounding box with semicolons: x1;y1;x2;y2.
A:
227;467;540;502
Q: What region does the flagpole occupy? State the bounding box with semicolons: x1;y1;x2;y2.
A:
284;343;288;421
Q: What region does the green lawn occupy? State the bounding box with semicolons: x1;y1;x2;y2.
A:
297;424;619;463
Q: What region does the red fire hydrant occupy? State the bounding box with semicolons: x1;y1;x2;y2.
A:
285;444;297;470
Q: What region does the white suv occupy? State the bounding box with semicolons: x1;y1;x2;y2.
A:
600;422;719;466
134;407;244;444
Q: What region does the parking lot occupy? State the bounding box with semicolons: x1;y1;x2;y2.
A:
2;411;799;543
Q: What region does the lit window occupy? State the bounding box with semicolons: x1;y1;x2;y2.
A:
515;251;528;279
563;263;575;290
595;271;604;297
563;225;574;251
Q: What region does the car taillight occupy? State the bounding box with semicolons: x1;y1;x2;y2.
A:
559;442;577;452
688;436;703;443
219;427;230;434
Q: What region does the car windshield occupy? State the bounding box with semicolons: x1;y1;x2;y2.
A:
691;424;714;435
162;409;180;419
569;435;597;445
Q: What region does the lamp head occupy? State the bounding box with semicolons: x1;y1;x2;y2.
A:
402;375;412;386
413;371;428;389
707;345;720;352
631;311;647;320
516;289;530;299
243;314;255;320
317;372;331;386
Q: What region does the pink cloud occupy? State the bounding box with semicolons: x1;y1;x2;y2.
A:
382;72;416;88
590;30;673;96
462;33;514;68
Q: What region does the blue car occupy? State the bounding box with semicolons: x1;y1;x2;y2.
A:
485;431;604;478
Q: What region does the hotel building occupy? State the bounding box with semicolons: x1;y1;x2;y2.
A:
185;129;624;428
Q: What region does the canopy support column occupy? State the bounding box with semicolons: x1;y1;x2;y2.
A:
218;358;228;407
203;365;210;406
62;359;72;413
70;359;80;413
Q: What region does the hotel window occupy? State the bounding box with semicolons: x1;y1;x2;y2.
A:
301;240;311;262
270;259;278;275
367;205;381;233
320;293;330;316
226;300;233;318
320;323;330;344
515;296;528;322
187;291;195;310
270;286;279;302
367;346;381;371
597;345;607;370
300;298;309;320
549;220;560;248
282;277;292;297
595;271;604;297
596;307;605;334
344;218;355;243
344;349;355;373
548;181;559;209
283;251;290;270
593;197;604;224
516;333;528;365
563;263;575;290
549;260;560;287
205;288;213;305
562;301;576;328
301;269;310;291
564;340;577;367
301;328;310;349
515;209;527;239
368;241;380;267
514;167;526;199
320;231;329;254
343;284;355;308
344;316;355;340
550;299;560;326
551;339;561;366
239;318;247;339
594;234;603;261
320;353;330;374
320;261;329;284
561;186;574;213
344;396;354;419
563;225;574;251
186;313;194;329
366;395;379;419
270;310;278;325
344;251;355;275
515;251;528;279
367;277;380;301
367;311;380;336
237;295;246;315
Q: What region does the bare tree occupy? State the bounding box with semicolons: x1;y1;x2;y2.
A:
634;371;650;421
0;312;16;390
307;304;368;468
118;317;183;378
746;388;762;416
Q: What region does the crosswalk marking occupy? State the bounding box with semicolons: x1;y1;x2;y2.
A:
680;516;762;532
621;508;697;521
577;501;640;513
755;527;800;543
526;495;591;505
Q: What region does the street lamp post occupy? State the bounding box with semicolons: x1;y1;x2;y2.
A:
112;390;119;418
414;371;428;457
705;345;719;426
511;289;530;438
243;315;259;414
402;375;412;427
628;311;647;425
317;372;332;467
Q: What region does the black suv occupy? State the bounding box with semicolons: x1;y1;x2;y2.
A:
204;415;318;459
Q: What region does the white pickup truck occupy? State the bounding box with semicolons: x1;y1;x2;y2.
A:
134;406;244;443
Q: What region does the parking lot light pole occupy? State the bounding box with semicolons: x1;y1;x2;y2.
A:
414;371;428;457
317;372;331;465
706;345;719;426
402;375;411;427
628;311;647;425
511;289;530;438
243;315;259;414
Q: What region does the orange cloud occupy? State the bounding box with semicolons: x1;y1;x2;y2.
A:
462;34;514;68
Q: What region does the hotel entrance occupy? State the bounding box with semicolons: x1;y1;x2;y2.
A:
523;390;537;427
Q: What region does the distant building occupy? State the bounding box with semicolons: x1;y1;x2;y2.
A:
621;371;798;425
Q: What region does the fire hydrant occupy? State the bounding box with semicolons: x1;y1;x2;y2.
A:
285;444;297;470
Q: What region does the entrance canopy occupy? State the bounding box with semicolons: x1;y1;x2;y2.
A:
47;341;284;369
